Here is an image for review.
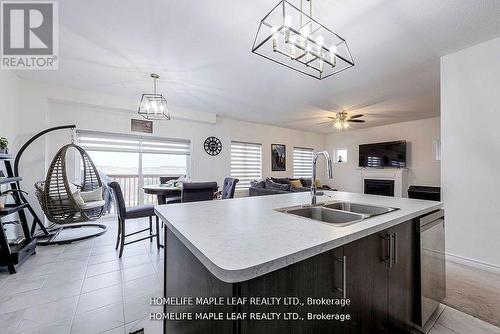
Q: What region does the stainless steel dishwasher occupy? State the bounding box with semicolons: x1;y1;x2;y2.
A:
414;209;446;329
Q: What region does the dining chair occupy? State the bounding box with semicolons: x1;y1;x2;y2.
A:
160;176;178;184
221;177;239;199
109;181;160;257
181;182;218;203
158;176;182;204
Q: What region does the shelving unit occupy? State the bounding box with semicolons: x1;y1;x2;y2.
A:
0;154;36;274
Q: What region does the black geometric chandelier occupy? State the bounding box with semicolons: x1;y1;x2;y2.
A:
252;0;354;80
138;73;170;120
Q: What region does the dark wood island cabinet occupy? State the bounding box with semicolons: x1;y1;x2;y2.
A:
164;218;419;334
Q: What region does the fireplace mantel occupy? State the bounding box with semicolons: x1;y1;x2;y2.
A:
359;168;409;197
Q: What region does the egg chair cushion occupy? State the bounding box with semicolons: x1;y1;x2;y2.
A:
81;200;106;210
81;187;103;202
72;188;104;210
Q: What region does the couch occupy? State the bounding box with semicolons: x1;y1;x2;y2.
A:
249;177;332;197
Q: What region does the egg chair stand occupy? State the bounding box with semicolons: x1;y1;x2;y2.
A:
15;125;107;246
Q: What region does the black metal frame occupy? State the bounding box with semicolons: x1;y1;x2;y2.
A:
251;0;355;80
14;125;107;245
35;223;107;246
0;156;36;273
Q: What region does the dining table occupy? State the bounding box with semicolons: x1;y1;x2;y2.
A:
143;184;182;205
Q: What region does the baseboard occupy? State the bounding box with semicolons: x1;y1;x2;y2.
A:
446;252;500;274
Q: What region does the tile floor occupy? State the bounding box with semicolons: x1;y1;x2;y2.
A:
0;216;163;333
428;304;500;334
1;216;499;333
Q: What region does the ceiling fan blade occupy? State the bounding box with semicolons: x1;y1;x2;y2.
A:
349;114;364;119
348;119;366;123
327;116;338;119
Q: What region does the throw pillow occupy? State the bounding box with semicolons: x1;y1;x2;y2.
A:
81;187;103;202
72;190;86;208
289;179;303;188
315;179;322;188
68;183;79;194
265;178;291;191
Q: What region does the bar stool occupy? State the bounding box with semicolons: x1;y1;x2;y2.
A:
109;181;160;257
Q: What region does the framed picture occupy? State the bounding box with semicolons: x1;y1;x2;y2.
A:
271;144;286;171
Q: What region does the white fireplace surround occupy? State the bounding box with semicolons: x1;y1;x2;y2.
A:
360;168;408;197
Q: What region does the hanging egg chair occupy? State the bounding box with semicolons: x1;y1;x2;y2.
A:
35;143;106;224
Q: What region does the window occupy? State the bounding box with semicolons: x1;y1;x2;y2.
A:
231;141;262;189
77;130;191;206
336;149;348;163
293;147;313;178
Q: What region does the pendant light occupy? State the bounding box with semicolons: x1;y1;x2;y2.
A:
138;73;170;120
252;0;354;80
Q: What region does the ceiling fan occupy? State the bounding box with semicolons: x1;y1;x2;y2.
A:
321;111;366;129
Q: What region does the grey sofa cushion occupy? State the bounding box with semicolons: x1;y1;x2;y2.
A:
265;178;291;191
290;186;310;192
249;187;289;197
270;177;291;185
250;180;265;188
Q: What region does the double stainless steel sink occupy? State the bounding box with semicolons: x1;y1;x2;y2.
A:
276;201;398;227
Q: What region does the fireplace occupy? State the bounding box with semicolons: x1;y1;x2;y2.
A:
364;179;395;197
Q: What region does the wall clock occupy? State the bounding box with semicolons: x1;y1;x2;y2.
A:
204;136;222;156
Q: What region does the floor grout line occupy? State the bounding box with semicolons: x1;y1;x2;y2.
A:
68;251;91;334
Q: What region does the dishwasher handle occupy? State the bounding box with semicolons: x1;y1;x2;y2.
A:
418;209;444;229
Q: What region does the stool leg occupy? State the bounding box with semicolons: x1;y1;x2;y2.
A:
149;216;153;242
155;215;161;250
115;216;121;250
119;218;126;258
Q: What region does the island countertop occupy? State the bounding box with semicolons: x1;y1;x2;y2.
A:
155;191;442;283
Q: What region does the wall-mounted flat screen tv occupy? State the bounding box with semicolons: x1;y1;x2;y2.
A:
358;140;407;168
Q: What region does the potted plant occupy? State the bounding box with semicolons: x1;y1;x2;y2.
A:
0;137;8;154
0;189;27;210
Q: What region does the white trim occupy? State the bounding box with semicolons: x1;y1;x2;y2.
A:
360;168;408;197
446;252;500;274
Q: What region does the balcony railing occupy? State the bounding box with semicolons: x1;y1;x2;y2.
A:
108;174;171;207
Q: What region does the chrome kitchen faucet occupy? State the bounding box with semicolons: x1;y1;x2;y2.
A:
311;151;333;205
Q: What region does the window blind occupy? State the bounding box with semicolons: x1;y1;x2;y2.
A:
293;147;314;178
77;130;191;155
231;141;262;189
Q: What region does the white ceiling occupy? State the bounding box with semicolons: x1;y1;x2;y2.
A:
17;0;500;133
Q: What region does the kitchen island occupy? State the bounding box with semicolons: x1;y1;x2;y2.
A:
155;191;443;334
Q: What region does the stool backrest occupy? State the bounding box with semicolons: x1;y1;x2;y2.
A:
181;182;218;203
221;177;239;199
108;181;126;220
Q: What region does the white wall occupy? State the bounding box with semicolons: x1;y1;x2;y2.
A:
10;79;325;221
324;117;441;192
441;37;500;269
0;72;19;148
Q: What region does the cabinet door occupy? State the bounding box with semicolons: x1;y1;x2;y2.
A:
387;221;415;333
343;232;388;334
240;246;343;334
